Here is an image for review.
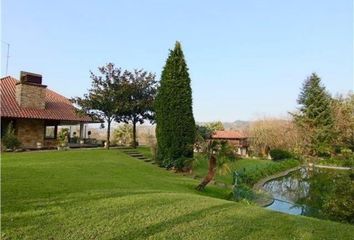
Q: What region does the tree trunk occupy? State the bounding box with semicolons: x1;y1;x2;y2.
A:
196;154;217;191
132;121;137;148
106;119;111;149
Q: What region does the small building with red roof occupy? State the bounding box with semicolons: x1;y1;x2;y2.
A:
1;71;94;149
212;130;249;156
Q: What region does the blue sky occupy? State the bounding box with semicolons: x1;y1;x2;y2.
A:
2;0;353;121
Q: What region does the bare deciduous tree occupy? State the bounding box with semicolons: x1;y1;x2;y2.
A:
249;117;301;156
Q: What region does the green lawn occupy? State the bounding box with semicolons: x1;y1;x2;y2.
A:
2;149;354;239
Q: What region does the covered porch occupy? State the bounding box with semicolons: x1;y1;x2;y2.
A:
1;118;99;150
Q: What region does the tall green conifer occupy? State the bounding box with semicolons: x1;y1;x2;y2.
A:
294;73;333;155
155;41;196;168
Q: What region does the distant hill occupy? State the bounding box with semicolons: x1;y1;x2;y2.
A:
223;120;250;130
196;120;250;131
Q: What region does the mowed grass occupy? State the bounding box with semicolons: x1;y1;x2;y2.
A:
2;149;354;239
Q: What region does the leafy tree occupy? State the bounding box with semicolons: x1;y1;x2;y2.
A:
205;121;225;131
249;118;300;156
118;69;157;148
195;122;224;153
71;63;125;149
195;125;213;153
155;41;196;168
292;73;334;156
113;124;133;146
331;93;354;151
2;122;21;150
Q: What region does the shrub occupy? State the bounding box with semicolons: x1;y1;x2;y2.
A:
2;122;21;150
317;149;332;158
58;128;69;147
174;157;194;171
233;184;255;201
343;157;354;168
183;157;198;172
113;124;133;146
270;149;293;161
319;154;354;168
340;148;352;158
322;174;354;223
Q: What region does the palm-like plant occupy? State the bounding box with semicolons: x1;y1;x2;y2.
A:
196;138;234;191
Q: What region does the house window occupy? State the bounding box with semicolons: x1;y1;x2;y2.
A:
45;125;57;139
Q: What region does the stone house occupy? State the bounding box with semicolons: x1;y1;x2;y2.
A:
1;71;93;149
212;130;249;156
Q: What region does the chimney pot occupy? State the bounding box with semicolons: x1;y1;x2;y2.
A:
20;71;43;85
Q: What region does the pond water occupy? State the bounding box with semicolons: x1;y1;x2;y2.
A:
263;167;354;223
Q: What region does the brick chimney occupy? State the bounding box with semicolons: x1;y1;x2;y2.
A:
15;71;47;109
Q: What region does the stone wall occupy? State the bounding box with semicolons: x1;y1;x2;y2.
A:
16;119;45;148
15;83;46;109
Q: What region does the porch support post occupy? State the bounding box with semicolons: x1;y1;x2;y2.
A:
79;123;84;139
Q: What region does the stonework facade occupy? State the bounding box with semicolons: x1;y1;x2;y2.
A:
15;83;46;109
16;119;45;148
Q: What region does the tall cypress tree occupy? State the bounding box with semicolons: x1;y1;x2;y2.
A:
155;41;196;168
293;73;333;156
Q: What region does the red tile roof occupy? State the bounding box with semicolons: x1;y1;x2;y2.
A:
0;76;93;122
212;130;247;139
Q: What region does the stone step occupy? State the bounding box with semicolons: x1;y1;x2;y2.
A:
127;153;144;156
120;149;156;164
130;155;144;158
123;151;140;154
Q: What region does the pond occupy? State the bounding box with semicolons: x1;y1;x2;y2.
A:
263;167;354;224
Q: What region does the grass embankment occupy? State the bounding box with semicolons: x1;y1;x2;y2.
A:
2;149;354;239
318;157;354;168
190;152;300;186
